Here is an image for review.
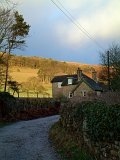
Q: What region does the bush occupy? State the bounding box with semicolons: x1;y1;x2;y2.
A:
0;92;15;101
0;92;16;117
60;101;120;142
82;102;120;141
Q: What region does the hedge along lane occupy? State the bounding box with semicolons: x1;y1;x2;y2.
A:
0;115;60;160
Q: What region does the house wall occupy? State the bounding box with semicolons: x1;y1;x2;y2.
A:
52;81;101;98
52;82;63;98
62;85;77;98
74;82;94;97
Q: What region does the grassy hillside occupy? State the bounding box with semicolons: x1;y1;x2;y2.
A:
8;55;101;82
9;66;38;83
1;54;102;97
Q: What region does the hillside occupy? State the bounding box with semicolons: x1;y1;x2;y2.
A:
8;54;101;84
0;54;102;97
9;66;38;83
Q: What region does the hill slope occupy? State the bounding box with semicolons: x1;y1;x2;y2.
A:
8;55;101;84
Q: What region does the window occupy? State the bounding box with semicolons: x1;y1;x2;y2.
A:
82;91;86;97
69;92;73;98
68;78;72;85
58;82;62;88
97;91;101;96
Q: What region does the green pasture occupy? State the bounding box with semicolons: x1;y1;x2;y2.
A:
0;86;52;98
12;88;52;98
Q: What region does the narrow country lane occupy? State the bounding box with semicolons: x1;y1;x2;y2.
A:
0;115;60;160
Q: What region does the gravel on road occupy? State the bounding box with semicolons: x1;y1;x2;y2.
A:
0;115;61;160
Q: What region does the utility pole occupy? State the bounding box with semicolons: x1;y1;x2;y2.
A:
107;50;110;91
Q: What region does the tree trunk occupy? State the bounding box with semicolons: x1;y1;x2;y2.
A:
4;53;9;92
36;92;38;98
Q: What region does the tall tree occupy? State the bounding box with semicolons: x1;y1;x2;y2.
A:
0;0;16;55
100;44;120;91
0;1;30;91
2;11;30;91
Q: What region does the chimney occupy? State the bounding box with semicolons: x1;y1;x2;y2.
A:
92;71;97;82
77;68;82;81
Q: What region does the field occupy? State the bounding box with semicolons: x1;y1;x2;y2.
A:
8;64;102;98
9;66;38;82
12;90;52;98
9;66;52;97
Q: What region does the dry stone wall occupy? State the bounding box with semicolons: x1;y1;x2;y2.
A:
83;119;120;160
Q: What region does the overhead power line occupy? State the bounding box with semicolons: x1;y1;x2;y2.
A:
50;0;104;50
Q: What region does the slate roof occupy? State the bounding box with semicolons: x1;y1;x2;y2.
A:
51;74;76;83
82;74;103;91
51;73;103;91
61;77;78;86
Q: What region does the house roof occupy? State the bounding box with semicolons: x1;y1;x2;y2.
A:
51;74;76;83
61;77;78;86
82;74;103;91
51;73;103;91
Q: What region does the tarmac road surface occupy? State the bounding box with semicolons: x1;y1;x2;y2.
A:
0;115;61;160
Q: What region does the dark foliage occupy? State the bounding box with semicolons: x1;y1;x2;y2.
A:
0;92;15;117
0;97;60;121
60;101;120;142
99;44;120;91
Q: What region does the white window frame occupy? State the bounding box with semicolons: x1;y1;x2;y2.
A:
82;91;86;97
97;91;101;96
68;78;72;85
58;82;62;88
69;92;73;98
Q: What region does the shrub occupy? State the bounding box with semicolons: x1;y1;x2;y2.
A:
0;92;16;117
60;101;120;142
82;102;120;141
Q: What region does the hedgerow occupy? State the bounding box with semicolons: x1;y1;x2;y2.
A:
0;92;16;117
0;93;60;121
60;101;120;142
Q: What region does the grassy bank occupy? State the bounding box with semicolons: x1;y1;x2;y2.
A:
49;122;94;160
0;122;5;128
0;122;12;128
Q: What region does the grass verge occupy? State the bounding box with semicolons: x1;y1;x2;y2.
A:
49;122;95;160
0;122;13;128
0;122;8;128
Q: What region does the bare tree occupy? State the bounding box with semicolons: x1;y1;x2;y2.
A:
21;77;47;97
100;43;120;91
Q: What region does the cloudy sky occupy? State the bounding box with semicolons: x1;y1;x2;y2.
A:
13;0;120;64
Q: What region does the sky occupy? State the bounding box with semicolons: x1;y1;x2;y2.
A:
11;0;120;64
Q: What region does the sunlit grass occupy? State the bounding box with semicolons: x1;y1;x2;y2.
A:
9;67;38;83
13;90;52;98
0;81;52;98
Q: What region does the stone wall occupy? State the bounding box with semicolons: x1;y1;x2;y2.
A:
82;119;120;160
52;81;98;98
70;92;120;105
62;85;76;97
74;81;93;96
52;82;63;98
